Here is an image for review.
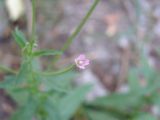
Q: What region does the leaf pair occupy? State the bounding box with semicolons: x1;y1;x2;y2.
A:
13;28;62;57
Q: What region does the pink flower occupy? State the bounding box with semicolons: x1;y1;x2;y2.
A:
75;54;90;69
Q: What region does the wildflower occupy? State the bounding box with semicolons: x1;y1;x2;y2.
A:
75;54;90;69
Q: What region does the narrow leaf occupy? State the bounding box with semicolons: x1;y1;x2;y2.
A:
12;28;27;48
11;97;38;120
58;85;92;120
87;93;143;112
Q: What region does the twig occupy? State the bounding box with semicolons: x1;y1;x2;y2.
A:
53;0;100;64
36;64;75;76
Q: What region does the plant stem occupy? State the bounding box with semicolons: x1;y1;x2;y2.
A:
53;0;100;63
31;0;36;44
62;0;100;52
36;64;75;76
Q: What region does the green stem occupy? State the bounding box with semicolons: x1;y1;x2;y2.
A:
31;0;36;45
53;0;100;63
62;0;100;52
36;64;75;76
0;65;17;74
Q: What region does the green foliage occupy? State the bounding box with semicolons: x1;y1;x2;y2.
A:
87;93;143;112
12;28;27;48
132;113;157;120
80;50;160;120
58;85;92;120
0;75;16;89
11;97;38;120
84;93;141;120
40;71;76;92
86;109;119;120
16;61;31;84
32;50;62;57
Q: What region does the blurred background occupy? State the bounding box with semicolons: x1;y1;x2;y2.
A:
1;0;160;120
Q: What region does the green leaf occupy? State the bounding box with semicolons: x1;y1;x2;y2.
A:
149;91;160;106
132;113;157;120
32;50;62;57
7;89;29;106
44;100;60;120
86;109;119;120
58;85;92;120
0;75;16;89
16;61;31;84
87;93;143;112
0;76;29;106
12;28;27;48
11;97;38;120
32;58;42;71
41;71;76;92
